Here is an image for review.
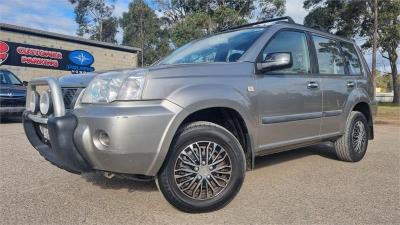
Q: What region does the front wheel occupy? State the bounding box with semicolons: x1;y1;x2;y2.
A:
157;121;246;213
334;111;369;162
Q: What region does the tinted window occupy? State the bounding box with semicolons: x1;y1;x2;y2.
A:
261;31;310;74
0;71;22;85
158;28;265;65
341;42;362;75
313;36;345;75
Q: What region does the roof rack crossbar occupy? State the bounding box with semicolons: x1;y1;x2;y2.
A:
226;16;295;31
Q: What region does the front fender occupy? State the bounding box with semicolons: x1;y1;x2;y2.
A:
145;84;257;175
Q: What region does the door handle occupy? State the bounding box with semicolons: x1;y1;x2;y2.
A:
307;81;319;89
347;81;355;88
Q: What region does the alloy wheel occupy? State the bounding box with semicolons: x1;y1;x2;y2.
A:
352;121;367;153
174;141;232;200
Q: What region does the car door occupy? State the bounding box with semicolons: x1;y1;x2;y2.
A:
255;30;322;151
311;35;358;135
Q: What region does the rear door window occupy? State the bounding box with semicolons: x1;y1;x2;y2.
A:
312;36;345;75
340;42;362;75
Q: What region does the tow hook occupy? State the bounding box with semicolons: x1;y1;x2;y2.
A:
103;172;115;179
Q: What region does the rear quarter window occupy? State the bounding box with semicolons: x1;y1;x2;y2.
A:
312;35;345;75
340;42;363;75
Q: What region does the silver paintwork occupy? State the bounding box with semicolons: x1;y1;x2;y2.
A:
24;22;376;176
174;141;232;200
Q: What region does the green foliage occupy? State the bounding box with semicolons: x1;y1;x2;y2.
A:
169;7;250;47
156;0;256;25
376;73;393;92
258;0;286;20
120;0;170;66
165;0;285;48
170;12;210;47
69;0;118;43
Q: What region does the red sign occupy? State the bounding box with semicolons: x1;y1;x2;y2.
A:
16;46;62;59
0;41;9;65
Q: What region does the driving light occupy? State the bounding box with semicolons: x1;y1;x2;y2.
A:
81;71;145;104
39;91;53;115
29;91;40;113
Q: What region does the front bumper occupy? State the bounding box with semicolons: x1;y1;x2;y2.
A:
23;77;183;176
23;111;91;173
72;100;182;175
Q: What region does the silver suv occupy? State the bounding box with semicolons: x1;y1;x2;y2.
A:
23;17;376;213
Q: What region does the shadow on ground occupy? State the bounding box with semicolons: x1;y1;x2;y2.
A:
81;142;338;191
82;171;158;192
254;142;338;169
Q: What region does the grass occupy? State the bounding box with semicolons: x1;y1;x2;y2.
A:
375;103;400;125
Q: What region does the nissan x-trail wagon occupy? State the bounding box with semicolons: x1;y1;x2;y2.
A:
23;17;376;213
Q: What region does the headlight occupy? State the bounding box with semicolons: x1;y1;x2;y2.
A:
39;91;53;115
81;72;145;104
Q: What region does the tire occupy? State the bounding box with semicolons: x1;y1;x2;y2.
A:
334;111;369;162
157;121;246;213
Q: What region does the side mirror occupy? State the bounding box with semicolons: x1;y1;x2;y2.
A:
22;81;28;86
256;52;292;73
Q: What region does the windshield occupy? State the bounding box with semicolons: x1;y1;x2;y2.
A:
0;70;22;85
158;28;266;65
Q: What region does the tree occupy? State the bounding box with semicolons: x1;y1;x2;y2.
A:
163;0;285;47
169;12;211;47
257;0;286;20
304;0;400;103
120;0;170;66
157;0;285;24
69;0;118;43
376;71;393;93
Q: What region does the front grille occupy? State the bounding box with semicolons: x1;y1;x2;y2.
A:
61;88;79;109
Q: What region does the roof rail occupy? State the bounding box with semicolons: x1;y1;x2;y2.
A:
226;16;295;31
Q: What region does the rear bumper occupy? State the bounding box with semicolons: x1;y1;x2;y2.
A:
23;111;92;173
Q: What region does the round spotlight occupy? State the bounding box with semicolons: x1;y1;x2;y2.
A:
39;91;53;115
29;91;40;113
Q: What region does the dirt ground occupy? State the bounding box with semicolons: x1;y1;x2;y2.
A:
0;118;399;225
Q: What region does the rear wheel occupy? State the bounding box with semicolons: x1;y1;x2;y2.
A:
334;111;369;162
157;121;246;213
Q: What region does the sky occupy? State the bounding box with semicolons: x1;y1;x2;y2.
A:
0;0;396;72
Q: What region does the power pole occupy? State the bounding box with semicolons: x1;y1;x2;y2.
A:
372;0;378;81
140;3;144;67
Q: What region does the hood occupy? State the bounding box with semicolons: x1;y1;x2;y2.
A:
58;68;148;88
58;73;98;88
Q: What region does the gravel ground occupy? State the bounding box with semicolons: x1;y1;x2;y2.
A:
0;120;399;225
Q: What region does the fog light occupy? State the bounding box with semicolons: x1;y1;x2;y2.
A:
29;91;39;113
39;91;53;115
98;131;110;147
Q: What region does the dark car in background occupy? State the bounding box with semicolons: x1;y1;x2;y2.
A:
0;69;27;118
